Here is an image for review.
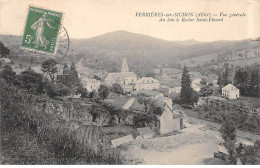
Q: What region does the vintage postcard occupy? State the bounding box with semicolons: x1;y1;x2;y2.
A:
0;0;260;165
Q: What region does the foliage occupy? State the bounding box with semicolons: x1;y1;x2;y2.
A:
111;83;124;94
149;103;164;116
234;66;259;97
68;62;80;86
16;69;44;94
220;119;236;141
219;119;237;164
89;90;98;101
200;77;207;85
180;67;198;107
0;41;10;58
41;59;57;83
217;64;231;87
199;85;213;97
239;145;257;165
0;79;121;164
0;65;16;84
133;113;158;128
76;84;88;98
44;81;71;98
98;84;110;100
136;93;152;112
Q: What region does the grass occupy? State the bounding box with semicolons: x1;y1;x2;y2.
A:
0;79;122;165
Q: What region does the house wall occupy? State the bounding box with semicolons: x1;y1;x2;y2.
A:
159;109;180;135
136;82;160;91
228;90;239;99
222;88;239;100
84;81;101;92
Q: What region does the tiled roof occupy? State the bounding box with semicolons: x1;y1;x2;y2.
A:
136;77;159;84
222;84;239;91
105;72;137;81
137;127;154;135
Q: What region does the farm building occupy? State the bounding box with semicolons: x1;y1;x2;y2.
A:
137;127;154;139
222;84;239;100
135;77;160;91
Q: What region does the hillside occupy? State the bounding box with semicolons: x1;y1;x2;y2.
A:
1;31;260;76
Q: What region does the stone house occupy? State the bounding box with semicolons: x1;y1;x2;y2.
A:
81;78;101;92
222;84;239;100
135;77;160;91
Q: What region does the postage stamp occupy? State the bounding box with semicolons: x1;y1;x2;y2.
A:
21;6;63;55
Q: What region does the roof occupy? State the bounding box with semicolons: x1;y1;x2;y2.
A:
137;89;162;97
131;99;146;112
222;84;239;91
137;127;154;135
218;145;229;155
106;95;146;112
110;135;134;148
155;75;181;88
81;78;100;83
105;96;133;109
153;68;182;75
105;72;137;81
136;77;159;84
192;78;202;84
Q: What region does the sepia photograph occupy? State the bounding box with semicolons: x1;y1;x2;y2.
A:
0;0;259;165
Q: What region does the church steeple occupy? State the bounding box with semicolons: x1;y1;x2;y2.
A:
121;57;129;72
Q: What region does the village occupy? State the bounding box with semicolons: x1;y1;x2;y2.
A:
1;51;259;164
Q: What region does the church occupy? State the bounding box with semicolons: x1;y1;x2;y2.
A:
104;57;137;92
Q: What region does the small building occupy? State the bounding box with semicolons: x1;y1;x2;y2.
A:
136;77;160;91
192;78;202;92
110;135;134;148
81;78;101;92
222;84;239;100
137;127;154;139
214;145;230;163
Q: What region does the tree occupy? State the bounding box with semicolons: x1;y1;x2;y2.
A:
200;77;207;85
17;69;44;94
180;66;196;107
0;65;16;84
136;93;152;112
199;85;213;97
219;119;236;141
219;120;237;164
69;62;80;86
0;41;10;58
112;83;124;94
44;81;70;98
41;59;57;83
98;84;110;100
76;84;88;99
89;90;97;101
240;145;257;165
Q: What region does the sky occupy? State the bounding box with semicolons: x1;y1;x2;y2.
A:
0;0;259;42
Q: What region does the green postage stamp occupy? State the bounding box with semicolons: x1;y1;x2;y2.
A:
21;6;63;54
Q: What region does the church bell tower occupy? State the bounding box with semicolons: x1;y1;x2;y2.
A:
121;57;129;72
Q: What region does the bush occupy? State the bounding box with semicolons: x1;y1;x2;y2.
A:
0;79;122;164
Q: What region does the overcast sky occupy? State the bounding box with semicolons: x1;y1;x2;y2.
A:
0;0;259;42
